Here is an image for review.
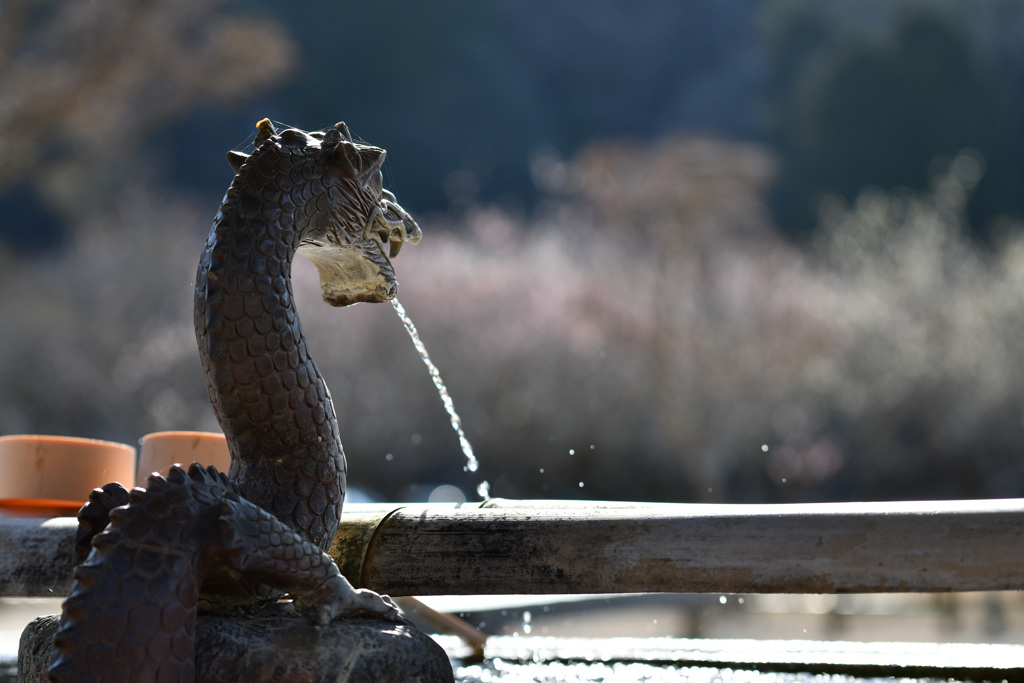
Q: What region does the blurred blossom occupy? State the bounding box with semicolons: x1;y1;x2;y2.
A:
0;188;216;441
3;135;1023;504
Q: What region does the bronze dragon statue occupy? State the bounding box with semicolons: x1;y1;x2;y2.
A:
46;119;430;681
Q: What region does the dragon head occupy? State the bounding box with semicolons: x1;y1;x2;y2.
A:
230;119;422;307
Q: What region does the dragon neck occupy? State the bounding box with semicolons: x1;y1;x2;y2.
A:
195;148;345;551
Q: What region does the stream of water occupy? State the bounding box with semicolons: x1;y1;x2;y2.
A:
392;299;485;493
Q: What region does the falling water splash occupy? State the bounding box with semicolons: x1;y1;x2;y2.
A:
391;298;480;477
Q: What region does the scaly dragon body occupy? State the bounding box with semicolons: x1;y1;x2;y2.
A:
48;120;423;682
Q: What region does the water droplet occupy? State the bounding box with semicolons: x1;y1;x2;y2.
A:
719;595;727;604
522;610;532;634
568;448;575;455
781;477;787;484
385;453;393;462
578;481;584;488
589;444;595;450
476;480;491;499
539;468;545;474
761;444;769;452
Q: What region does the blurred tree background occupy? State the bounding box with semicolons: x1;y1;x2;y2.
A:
2;0;1024;504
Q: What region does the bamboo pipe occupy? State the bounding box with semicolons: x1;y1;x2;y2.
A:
331;497;1024;596
3;498;1024;597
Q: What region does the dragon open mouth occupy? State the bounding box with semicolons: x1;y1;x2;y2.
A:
299;189;422;308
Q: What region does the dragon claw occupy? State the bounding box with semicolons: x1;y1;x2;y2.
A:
301;577;408;626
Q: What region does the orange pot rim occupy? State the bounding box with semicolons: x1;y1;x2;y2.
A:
0;498;85;518
139;430;225;441
0;497;84;508
0;434;136;452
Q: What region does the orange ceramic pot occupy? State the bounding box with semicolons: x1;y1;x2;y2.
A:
136;431;231;487
0;434;137;517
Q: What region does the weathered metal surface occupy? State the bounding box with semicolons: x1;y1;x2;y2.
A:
3;498;1024;598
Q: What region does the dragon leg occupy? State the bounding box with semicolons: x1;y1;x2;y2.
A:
218;496;404;625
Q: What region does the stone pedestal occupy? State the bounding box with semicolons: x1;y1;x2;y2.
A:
20;611;454;682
